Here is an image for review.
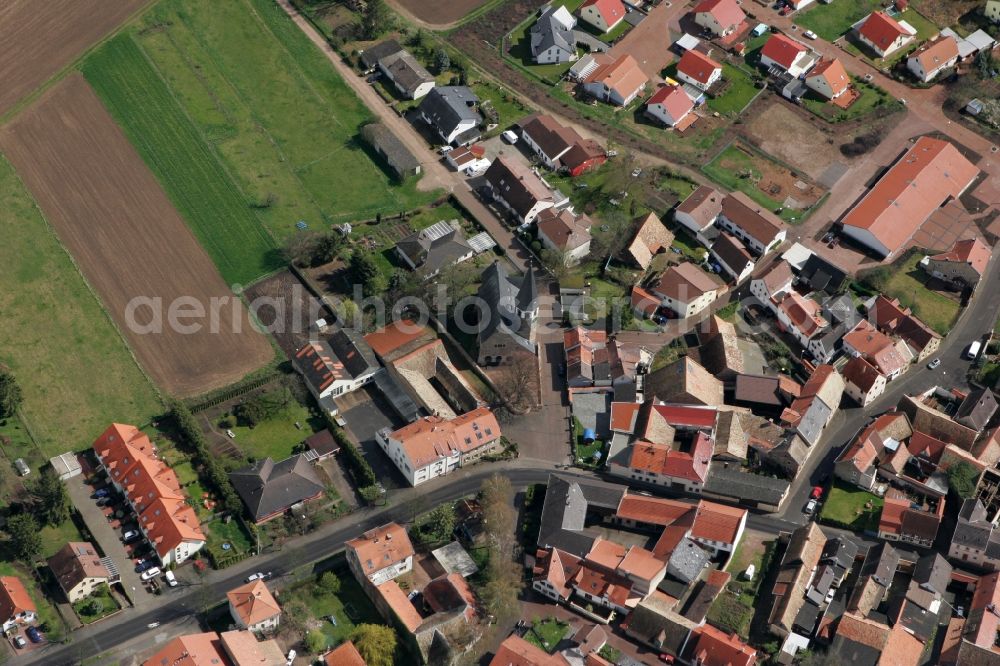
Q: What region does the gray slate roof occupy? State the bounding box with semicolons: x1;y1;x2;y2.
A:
799;254;848;294
379;50;434;97
795;397;832;446
703;466;789;505
956;387;998;430
537;474;625;557
418;86;481;139
858;542;899;587
229;455;324;521
361;122;421;176
396;221;471;275
360;39;403;71
666;538;709;584
477;261;537;353
530;6;576;61
328;328;380;379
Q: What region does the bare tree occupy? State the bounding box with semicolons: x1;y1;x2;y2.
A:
491;355;536;414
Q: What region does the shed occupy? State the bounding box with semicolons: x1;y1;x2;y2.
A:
431;541;480;577
966;99;984;116
675;34;700;52
360;122;422;180
49;452;82;480
13;459;30;477
304;429;340;461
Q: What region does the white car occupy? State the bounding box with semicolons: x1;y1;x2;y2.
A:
245;572;266;583
803;30;817;40
164;571;178;587
825;588;836;603
141;567;162;581
501;130;519;144
804;499;818;515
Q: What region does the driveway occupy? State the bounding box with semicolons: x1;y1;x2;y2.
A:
65;473;156;610
338;386;409;489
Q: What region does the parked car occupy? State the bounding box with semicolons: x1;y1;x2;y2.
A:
122;530;139;543
96;497;112;507
955;606;965;618
25;627;42;644
13;635;26;648
501;129;519;144
804;30;817;39
141;567;162;581
967;341;982;360
804;499;818;515
825;588;836;603
811;486;823;500
164;571;178;587
92;488;110;499
135;560;154;573
245;572;266;583
631;168;642;178
927;358;941;369
743;564;756;581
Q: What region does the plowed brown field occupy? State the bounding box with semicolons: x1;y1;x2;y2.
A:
0;0;151;117
392;0;492;25
0;75;273;397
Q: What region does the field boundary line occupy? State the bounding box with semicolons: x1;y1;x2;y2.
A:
162;3;334;230
126;33;282;260
0;0;157;127
1;159;165;419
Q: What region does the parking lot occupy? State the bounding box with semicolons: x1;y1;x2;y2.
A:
66;460;160;610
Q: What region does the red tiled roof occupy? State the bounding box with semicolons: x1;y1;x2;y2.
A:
585;54;648;99
346;523;414;576
842;355;884;393
779;291;827;338
968;572;1000;648
676;186;723;230
628;433;712;483
761;33;808;70
654;262;723;303
325;641;367;666
364;319;433;357
647;85;693;123
617;494;694;526
0;577;34;622
879;493;909;535
837;612;890;650
690;502;746;545
836;424;880;472
841;137;978;256
139;496;205;559
617;546;666;582
807;58;850;97
631;285;660;317
376;580;423;632
652;404;717;429
581;0;626;26
929;237;991;276
610;401;643;433
859;11;910;53
720;191;784;245
490;635;570;666
586;537;628;571
386;407;502;468
693;0;746;31
910;35;959;73
142;632;225;666
227;579;280;626
538;208;593;252
677;49;722;86
755;260;794;298
687;624;757;666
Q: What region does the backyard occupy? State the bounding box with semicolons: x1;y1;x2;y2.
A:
286;569;386;648
707;531;775;639
525;617;570;653
819;481;884;532
505;0;587;83
858;251;961;335
0;156;163;458
800;79;900;122
205;517;256;568
707;64;763;116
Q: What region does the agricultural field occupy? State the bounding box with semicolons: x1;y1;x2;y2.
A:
0;0;150;118
132;0;438;240
395;0;504;26
0;75;275;398
0;156;162;456
82;35;281;286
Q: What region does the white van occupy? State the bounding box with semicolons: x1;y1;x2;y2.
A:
967;340;983;360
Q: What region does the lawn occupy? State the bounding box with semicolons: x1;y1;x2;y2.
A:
292;572;384;647
40;514;87;560
819;481;884;532
702;144;800;222
526;618;569;653
801;79;900;122
0;156;162;457
880;252;961;335
575;438;604;467
72;584;120;624
205;517;255;563
671;228;709;262
82;35;281;286
706;592;754;637
230;400;323;462
794;0;885;41
710;535;776;638
470;80;531;134
708;64;762;116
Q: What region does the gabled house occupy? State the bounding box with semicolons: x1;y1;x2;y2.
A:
955;387;999;431
359;39;403;74
490;635;570;666
644;356;724;406
324;641;368;666
906;35;960;82
143;631;285;666
692;0;746;37
361;122;422;180
378;50;435;100
227;580;281;633
842;356;887;407
614;433;714;493
530;4;578;65
560;138;607;177
733;374;799;414
537;208;593;264
676;49;723;91
856;11;915;58
476;261;538;365
0;577;35;633
645;85;695;129
418;86;482;146
483;156;554;226
879;489;944;548
805;57;851;99
564;327;609;387
698;315;745;381
717;191;786;255
581;54;648;106
520;114;581;169
949;498;1000;569
710;232;755;283
395;220;473;277
48;542;112;603
674;185;722;247
229;455;325;524
865;295;941;362
760;33;814;78
842;320;910;380
840;137;978;259
651;262;725;318
376;407;503;486
294;328;381;414
781;365;844;446
623;212;675;270
920;237;991;287
346;523;415;586
833;412;911;491
749;259;794;307
444;144;490;176
768;523;826;637
578;0;626;34
682;624;757;666
775;291;828;349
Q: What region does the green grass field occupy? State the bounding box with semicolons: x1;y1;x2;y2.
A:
231;400;324;462
133;0;438;235
820;481;884;532
0;156;162;457
82;35;280;286
708;64;762;116
881;253;960;335
702;144;801;222
794;0;884;41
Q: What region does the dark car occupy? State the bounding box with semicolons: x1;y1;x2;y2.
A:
135;560;154;573
25;627;42;644
92;488;110;499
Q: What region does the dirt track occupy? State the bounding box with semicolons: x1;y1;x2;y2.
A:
0;0;150;117
390;0;491;27
0;75;274;397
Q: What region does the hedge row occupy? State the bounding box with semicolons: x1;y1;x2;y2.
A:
322;415;379;500
169;401;243;514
